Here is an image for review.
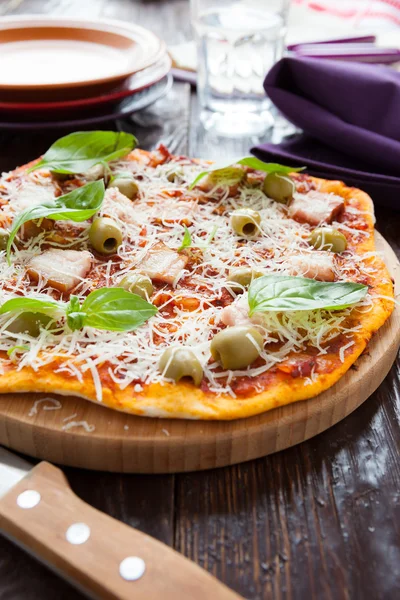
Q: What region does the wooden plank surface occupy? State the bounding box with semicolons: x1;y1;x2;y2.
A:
0;1;399;599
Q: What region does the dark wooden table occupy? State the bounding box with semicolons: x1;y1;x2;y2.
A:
0;1;399;599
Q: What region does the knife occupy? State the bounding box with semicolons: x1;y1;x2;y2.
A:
0;446;242;600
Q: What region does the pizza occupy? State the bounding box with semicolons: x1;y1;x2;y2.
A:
0;131;394;420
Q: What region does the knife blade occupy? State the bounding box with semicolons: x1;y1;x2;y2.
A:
0;446;32;498
0;446;242;600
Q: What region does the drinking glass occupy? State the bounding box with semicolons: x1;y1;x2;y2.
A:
190;0;290;136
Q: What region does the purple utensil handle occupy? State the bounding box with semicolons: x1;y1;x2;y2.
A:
295;46;400;64
287;35;376;51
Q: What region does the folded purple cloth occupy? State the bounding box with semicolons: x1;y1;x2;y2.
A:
252;56;400;208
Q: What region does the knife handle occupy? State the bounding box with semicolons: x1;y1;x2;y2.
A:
0;461;242;600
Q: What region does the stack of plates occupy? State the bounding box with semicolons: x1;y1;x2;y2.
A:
0;16;172;130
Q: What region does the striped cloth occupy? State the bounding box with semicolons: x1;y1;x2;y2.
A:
292;0;400;27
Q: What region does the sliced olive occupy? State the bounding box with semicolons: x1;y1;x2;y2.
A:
89;217;123;255
108;176;139;200
6;313;52;338
0;228;9;250
309;227;347;253
263;172;295;203
227;267;263;291
158;347;203;386
211;326;263;370
230;208;261;238
118;273;153;299
166;165;185;183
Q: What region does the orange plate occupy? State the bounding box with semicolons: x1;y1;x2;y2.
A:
0;16;166;101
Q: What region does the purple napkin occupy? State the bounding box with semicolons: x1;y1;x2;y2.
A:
252;56;400;208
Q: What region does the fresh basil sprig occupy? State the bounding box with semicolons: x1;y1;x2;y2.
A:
0;296;62;316
189;157;305;190
248;275;368;315
66;288;157;332
6;180;105;263
0;288;157;333
29;131;137;174
178;225;192;251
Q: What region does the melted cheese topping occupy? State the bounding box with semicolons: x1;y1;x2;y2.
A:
0;151;388;399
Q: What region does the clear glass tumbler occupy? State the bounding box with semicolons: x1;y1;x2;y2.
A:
190;0;290;136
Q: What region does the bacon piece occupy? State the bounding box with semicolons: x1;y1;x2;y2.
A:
27;249;93;292
10;183;55;214
101;188;137;225
153;201;195;226
287;252;335;282
221;303;250;327
137;241;188;285
220;297;264;328
288;191;344;225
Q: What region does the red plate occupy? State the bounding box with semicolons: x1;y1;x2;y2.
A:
0;55;171;114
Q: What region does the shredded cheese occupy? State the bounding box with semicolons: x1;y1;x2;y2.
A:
0;150;390;400
63;413;78;422
62;420;95;433
339;340;355;363
28;397;62;416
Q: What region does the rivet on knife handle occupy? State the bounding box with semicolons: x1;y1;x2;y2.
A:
0;461;243;600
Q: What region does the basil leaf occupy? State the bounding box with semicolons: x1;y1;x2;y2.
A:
0;296;62;316
7;345;29;358
65;295;85;331
0;288;156;333
178;225;192;251
66;288;157;332
6;180;104;263
189;157;305;189
29;131;137;174
248;275;368;315
205;224;218;245
45;179;105;220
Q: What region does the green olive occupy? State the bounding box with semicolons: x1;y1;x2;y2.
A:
86;163;107;181
0;228;9;251
209;166;245;185
6;313;52;337
210;326;263;370
89;217;123;255
118;273;153;299
230;208;261;238
309;227;347;253
158;347;203;386
227;267;263;291
263;172;295;203
108;176;139;199
166;165;185;183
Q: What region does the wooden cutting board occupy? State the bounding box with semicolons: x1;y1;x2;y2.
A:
0;232;399;474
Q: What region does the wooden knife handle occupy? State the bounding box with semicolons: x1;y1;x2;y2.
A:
0;462;242;600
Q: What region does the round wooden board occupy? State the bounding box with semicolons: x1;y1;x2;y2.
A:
0;232;399;473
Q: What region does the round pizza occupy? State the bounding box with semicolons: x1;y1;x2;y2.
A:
0;131;394;419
